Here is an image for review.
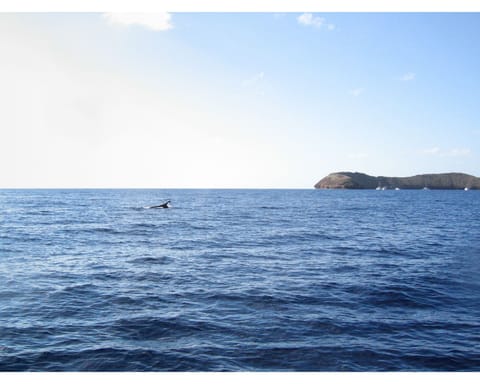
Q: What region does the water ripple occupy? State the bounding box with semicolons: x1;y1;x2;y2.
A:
1;189;479;371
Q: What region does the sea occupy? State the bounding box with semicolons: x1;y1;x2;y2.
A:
0;189;479;371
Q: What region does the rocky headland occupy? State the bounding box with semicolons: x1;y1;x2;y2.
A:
314;172;480;190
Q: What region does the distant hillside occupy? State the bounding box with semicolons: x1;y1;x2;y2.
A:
314;172;480;190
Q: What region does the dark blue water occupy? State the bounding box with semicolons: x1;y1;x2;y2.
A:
1;189;479;371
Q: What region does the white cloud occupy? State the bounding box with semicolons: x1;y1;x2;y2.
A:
242;72;265;88
297;13;335;30
348;88;364;97
447;148;471;157
400;72;416;81
348;153;369;159
102;12;173;31
422;147;441;155
421;147;471;157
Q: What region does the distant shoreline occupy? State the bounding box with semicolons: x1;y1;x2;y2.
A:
315;172;480;190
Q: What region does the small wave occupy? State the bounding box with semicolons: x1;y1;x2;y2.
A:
0;348;155;371
362;285;452;309
53;283;99;296
0;347;234;371
89;271;128;281
108;316;229;341
264;231;336;246
61;227;123;235
131;271;173;283
331;264;359;273
24;209;55;216
131;223;160;229
0;325;56;340
112;295;140;305
129;256;171;265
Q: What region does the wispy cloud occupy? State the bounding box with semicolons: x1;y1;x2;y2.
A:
348;88;365;97
348;153;369;159
422;147;441;155
242;72;265;88
297;13;335;31
421;147;471;157
447;148;471;157
241;72;266;96
102;13;173;31
400;72;416;81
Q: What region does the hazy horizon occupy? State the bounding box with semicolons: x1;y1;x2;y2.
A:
1;12;479;188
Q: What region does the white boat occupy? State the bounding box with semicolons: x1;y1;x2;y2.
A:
395;187;400;190
464;187;469;191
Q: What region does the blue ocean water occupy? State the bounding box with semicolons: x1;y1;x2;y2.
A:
0;189;479;371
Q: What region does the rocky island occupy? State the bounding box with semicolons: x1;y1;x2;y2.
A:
315;172;480;190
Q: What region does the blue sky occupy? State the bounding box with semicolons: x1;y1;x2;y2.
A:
1;12;479;187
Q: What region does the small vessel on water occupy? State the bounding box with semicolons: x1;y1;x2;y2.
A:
464;187;470;191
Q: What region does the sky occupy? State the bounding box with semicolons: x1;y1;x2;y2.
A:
1;11;480;188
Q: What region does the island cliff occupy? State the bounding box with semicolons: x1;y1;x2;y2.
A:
314;172;480;190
